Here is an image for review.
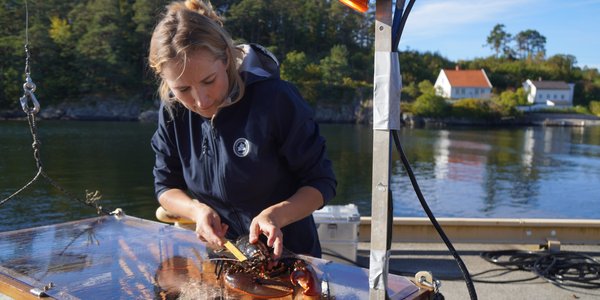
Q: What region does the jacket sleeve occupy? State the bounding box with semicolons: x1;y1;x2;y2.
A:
275;81;337;206
151;105;187;200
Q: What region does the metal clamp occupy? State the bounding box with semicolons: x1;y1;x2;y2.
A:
30;282;54;297
415;271;441;293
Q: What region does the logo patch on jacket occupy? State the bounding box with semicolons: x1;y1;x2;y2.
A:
233;138;250;157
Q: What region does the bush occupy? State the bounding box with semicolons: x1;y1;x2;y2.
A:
492;88;527;117
590;101;600;116
451;98;499;119
537;106;590;114
412;93;448;117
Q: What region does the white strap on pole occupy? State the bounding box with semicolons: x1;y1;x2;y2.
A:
369;249;391;290
373;51;402;130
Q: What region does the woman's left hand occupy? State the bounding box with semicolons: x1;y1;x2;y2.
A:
249;211;283;259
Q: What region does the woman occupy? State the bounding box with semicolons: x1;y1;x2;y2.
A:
148;0;336;258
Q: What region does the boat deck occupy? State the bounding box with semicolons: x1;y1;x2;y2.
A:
326;242;600;300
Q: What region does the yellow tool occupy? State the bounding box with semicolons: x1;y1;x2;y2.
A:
223;240;248;262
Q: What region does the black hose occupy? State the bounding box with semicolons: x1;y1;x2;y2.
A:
393;0;416;50
392;130;478;300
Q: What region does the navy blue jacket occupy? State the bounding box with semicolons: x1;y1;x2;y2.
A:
151;44;336;257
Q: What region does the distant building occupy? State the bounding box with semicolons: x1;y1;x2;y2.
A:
522;79;574;109
434;67;493;100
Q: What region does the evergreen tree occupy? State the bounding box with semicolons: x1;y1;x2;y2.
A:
515;29;546;60
486;24;512;58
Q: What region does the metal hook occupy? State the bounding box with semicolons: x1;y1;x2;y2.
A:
19;75;40;114
20;90;40;114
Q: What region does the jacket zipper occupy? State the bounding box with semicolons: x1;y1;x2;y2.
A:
209;110;248;235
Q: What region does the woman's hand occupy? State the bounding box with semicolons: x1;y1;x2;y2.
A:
192;201;228;249
157;189;228;249
248;187;325;258
249;211;283;258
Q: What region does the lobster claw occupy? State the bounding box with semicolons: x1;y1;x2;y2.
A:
290;260;322;297
224;273;293;299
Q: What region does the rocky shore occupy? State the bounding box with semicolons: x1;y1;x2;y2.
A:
2;99;599;127
403;112;600;127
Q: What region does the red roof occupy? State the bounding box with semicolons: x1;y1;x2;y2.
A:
443;69;492;88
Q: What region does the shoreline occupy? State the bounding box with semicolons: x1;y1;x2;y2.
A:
402;112;600;127
2;103;599;127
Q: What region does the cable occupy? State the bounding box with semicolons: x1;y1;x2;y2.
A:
393;0;416;50
392;131;478;300
385;1;478;298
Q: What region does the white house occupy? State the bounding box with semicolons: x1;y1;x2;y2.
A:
434;67;493;100
522;79;574;109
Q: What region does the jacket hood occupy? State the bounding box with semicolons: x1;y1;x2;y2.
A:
237;44;280;86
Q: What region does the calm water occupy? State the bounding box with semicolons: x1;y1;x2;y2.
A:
1;120;599;232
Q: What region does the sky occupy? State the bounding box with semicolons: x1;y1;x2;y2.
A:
398;0;600;70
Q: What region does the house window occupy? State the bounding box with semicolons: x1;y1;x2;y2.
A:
553;94;557;99
561;95;564;100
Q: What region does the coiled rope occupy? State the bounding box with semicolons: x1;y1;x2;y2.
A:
481;250;600;289
0;0;116;216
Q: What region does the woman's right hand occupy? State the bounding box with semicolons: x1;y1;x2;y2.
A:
192;201;228;249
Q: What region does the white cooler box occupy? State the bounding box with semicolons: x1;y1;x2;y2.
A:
312;204;360;262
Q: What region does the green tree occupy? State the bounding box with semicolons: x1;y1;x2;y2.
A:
411;80;448;117
515;29;546;60
412;93;448;117
546;54;577;80
399;50;453;87
320;45;350;84
69;0;141;95
49;16;72;45
281;51;310;83
590;101;600;116
493;87;526;116
486;24;512;58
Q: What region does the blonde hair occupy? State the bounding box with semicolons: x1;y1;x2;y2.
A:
149;0;244;115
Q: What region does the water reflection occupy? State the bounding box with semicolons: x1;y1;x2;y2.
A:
382;126;600;219
1;122;599;233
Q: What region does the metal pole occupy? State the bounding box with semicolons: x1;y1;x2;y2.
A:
369;0;397;299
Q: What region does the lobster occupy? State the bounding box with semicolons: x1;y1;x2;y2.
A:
213;235;322;299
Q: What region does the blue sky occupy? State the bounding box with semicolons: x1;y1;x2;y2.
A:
398;0;600;70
